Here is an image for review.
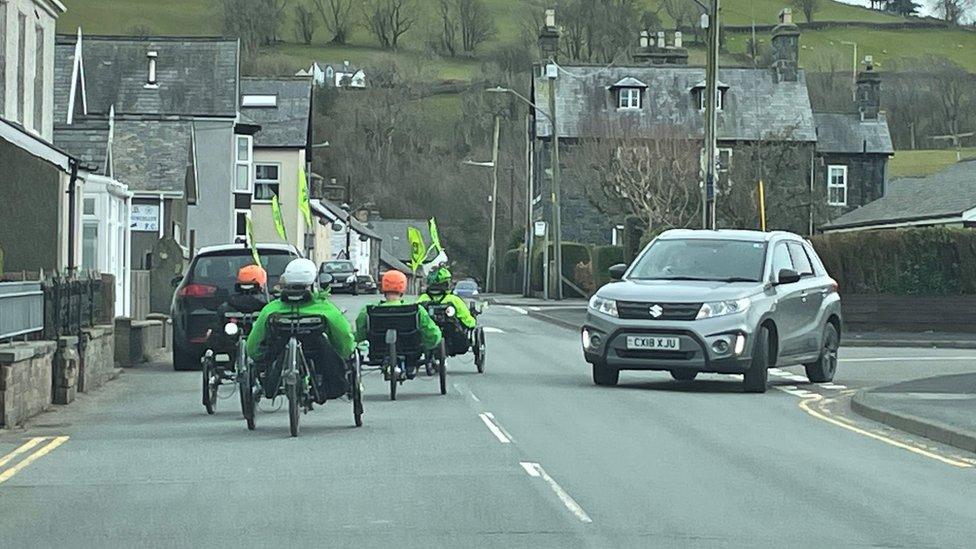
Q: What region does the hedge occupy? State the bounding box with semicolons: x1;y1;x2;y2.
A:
810;228;976;296
591;245;625;289
531;242;591;295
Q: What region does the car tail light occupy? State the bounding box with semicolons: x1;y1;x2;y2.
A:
177;283;217;298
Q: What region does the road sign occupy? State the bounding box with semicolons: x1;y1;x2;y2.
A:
130;204;160;232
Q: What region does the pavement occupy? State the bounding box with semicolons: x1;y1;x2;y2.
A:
3;295;976;547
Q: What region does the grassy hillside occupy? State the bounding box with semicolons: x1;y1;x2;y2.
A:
889;148;976;178
58;0;969;81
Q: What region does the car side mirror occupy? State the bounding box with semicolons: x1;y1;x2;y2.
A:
776;269;801;285
170;275;182;289
319;273;334;287
608;263;627;281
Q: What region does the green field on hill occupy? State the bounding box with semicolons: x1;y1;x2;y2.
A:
889;149;976;178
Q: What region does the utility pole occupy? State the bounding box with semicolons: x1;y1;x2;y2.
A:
344;175;352;258
702;0;721;230
486;116;501;293
523;114;534;298
546;63;563;300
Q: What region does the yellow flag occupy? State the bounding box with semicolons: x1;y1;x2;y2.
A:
298;168;312;228
407;226;426;273
271;194;288;241
245;214;261;266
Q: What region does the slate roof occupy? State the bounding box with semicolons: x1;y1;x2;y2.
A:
240;77;312;148
369;219;430;262
54;35;239;119
309;199;382;240
52;120;109;170
814;113;894;155
533;66;816;142
823;160;976;230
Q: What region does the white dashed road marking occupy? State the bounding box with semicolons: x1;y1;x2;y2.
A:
479;412;513;443
519;462;593;523
818;383;847;390
505;306;528;315
483;327;506;334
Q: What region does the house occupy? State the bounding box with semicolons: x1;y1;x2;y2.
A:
53;33;245;268
370;218;431;291
297;61;366;89
529;9;893;244
238;76;314;254
822;159;976;233
0;0;91;274
81;175;132;317
308;198;381;278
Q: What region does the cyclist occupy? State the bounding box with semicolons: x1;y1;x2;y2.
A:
246;258;356;402
355;270;442;375
417;267;476;330
217;264;269;318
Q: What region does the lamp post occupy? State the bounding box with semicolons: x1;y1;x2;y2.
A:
487;83;562;300
461;116;501;293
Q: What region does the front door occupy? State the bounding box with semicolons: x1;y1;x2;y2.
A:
769;243;806;360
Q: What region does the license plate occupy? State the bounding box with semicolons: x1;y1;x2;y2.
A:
626;336;680;350
215;353;231;362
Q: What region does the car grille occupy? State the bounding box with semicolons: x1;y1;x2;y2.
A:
616;301;702;321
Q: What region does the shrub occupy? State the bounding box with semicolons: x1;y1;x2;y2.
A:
810;228;976;296
531;241;591;295
591;245;625;290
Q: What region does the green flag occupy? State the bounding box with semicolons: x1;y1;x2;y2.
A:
245;214;261;266
428;217;443;253
298;168;312;228
271;194;288;241
407;226;426;273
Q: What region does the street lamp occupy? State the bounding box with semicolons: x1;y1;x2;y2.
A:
461;116;501;293
487;77;564;300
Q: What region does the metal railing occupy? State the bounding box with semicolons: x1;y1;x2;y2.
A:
42;273;103;340
0;281;44;342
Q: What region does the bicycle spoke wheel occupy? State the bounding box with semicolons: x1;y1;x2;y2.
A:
352;359;363;427
203;357;216;415
287;338;300;437
438;340;448;396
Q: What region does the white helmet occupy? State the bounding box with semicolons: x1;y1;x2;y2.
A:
281;258;317;288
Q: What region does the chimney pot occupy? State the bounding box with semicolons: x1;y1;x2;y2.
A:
545;9;556;28
674;31;683;49
779;8;793;25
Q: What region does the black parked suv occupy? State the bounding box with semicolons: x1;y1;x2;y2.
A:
170;243;300;370
583;230;842;392
320;260;359;294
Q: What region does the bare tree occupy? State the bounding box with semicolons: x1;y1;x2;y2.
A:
363;0;417;51
437;0;459;56
219;0;285;56
312;0;354;44
928;57;974;142
568;125;701;235
459;0;496;53
935;0;976;23
294;5;318;45
792;0;821;22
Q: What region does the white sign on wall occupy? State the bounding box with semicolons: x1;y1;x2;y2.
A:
130;204;160;232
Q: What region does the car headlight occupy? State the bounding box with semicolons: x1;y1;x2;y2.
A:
588;295;618;317
346;275;356;283
696;298;751;320
446;306;456;317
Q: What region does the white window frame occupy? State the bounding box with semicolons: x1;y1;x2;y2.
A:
699;89;724;111
253;162;281;203
827;165;848;207
241;94;277;108
234;209;250;241
234;135;253;194
617;88;641;110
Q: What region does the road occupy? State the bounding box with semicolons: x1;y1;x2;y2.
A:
2;295;976;548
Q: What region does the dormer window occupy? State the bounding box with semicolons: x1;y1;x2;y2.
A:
145;51;158;89
619;88;641;109
691;79;729;112
609;77;648;111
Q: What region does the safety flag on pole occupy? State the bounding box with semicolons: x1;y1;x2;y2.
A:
407;226;426;273
271;194;288;241
428;217;443;253
298;168;312;228
245;214;261;266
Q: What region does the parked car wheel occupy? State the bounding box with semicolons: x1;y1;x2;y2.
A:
173;346;201;371
743;326;770;393
592;360;619;387
804;323;839;383
670;370;698;381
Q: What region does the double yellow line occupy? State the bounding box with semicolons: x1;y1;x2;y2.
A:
0;436;69;485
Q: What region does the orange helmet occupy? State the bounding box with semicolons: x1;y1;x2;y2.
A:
381;270;408;294
237;264;268;287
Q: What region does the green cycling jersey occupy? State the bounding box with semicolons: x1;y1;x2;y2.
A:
355;298;443;350
416;292;476;329
246;291;356;360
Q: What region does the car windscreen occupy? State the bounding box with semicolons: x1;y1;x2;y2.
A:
455;281;477;290
186;250;296;293
628;239;766;282
322;261;354;273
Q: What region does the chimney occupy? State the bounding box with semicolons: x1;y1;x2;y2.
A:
538;9;560;61
856;55;881;121
771;8;800;83
632;30;688;66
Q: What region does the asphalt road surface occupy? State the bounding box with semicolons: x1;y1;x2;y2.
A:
2;295;976;548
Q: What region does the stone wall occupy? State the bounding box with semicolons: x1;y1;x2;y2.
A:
79;325;117;393
0;341;56;428
52;336;80;405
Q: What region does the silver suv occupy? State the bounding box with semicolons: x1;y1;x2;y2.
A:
582;230;842;393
